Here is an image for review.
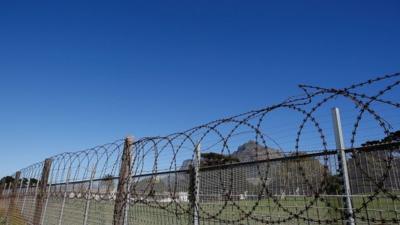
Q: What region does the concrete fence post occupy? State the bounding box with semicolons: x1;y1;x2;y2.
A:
113;136;133;225
33;158;52;225
331;107;355;225
6;171;21;225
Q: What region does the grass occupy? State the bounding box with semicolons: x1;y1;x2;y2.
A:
2;195;400;224
0;208;6;225
0;207;26;225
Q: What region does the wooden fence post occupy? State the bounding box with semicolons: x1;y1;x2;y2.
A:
33;158;52;225
6;171;21;225
113;136;133;225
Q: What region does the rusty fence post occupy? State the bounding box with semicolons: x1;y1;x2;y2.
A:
33;158;52;225
6;171;21;225
113;136;133;225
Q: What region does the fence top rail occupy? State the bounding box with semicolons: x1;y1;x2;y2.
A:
27;140;400;187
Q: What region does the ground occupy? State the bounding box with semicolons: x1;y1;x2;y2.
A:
1;195;399;224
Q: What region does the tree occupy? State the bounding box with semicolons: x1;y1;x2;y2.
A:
133;175;167;197
272;152;327;196
324;174;342;195
360;130;400;147
0;176;14;185
195;153;249;198
200;152;240;167
0;176;39;188
29;178;39;186
347;130;400;194
99;174;115;192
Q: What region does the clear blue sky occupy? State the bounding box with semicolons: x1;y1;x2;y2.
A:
0;0;399;177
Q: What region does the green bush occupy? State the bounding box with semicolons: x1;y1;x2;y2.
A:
0;217;6;225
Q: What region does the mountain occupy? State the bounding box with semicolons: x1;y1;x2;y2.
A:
231;140;282;162
180;140;282;170
180;159;193;170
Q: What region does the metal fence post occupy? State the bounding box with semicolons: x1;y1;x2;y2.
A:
16;173;24;211
113;136;133;225
331;107;355;225
83;165;97;225
33;158;52;225
40;171;53;225
21;170;34;214
6;171;21;225
31;177;41;223
189;143;201;225
58;165;72;225
5;184;11;211
21;178;31;214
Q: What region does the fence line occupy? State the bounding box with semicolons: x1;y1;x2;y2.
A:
1;72;400;225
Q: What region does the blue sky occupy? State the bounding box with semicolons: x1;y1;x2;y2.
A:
0;0;399;177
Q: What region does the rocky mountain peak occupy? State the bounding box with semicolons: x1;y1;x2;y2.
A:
232;140;282;162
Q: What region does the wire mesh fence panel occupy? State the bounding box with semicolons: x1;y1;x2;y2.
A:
128;170;192;225
59;198;87;225
0;185;10;220
86;199;115;225
41;195;63;225
346;146;400;224
193;152;341;225
21;188;39;224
